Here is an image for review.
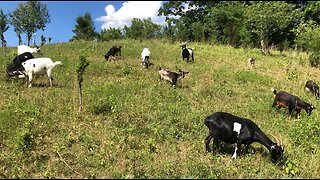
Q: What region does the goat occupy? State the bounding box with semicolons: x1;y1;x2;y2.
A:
158;67;189;87
7;52;35;77
17;45;41;55
105;45;122;61
141;47;151;68
181;43;194;62
248;57;256;69
305;80;320;99
21;58;62;87
271;89;315;118
205;111;284;163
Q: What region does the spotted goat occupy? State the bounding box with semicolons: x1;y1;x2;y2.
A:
205;111;284;163
181;42;194;62
158;67;189;87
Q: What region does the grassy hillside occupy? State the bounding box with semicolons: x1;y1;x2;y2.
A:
0;39;319;178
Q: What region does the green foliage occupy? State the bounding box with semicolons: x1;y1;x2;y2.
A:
71;12;97;41
99;27;123;41
244;1;302;43
123;18;161;39
283;159;299;176
10;1;50;46
40;35;46;46
208;1;246;46
309;52;320;68
0;9;9;47
293;20;320;52
76;55;90;84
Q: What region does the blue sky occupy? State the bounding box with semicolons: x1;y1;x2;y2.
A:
0;1;170;47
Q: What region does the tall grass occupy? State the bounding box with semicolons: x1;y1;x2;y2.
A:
0;39;319;178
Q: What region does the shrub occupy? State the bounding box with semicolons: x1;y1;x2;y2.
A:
309;52;320;68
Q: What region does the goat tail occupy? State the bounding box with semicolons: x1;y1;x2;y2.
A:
53;61;62;67
271;88;277;95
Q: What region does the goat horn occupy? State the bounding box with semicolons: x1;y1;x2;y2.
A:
271;134;280;145
279;135;283;145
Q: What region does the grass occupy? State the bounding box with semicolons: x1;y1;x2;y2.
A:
0;39;319;178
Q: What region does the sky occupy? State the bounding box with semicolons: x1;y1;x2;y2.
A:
0;1;171;47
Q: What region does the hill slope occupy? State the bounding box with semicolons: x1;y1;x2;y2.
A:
0;39;319;178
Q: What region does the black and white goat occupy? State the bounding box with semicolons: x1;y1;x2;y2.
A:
105;45;122;61
181;43;194;62
158;67;189;87
7;52;35;78
205;111;284;163
21;58;62;87
248;57;256;69
141;47;151;68
305;80;320;99
272;89;315;118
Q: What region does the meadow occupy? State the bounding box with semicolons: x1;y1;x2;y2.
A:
0;39;319;178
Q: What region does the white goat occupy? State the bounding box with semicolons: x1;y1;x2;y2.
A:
17;45;41;55
141;47;151;67
141;47;151;63
21;58;62;87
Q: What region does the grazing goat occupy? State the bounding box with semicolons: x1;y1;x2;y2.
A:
158;67;189;87
205;111;284;163
17;45;41;55
21;58;62;87
181;43;194;62
7;52;35;77
141;47;151;68
305;80;320;99
272;89;315;118
248;57;256;69
105;45;122;61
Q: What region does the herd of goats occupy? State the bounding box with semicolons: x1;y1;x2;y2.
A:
4;42;320;166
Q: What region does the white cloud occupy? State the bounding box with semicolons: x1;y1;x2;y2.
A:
96;1;168;30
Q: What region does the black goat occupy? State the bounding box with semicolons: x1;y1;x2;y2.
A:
105;45;122;61
205;111;284;163
158;67;189;87
7;52;35;77
272;89;315;118
305;80;320;99
181;43;194;62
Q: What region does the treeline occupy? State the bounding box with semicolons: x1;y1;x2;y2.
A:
71;1;320;54
2;1;320;54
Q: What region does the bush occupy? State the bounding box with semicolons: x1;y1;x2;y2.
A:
309;52;320;68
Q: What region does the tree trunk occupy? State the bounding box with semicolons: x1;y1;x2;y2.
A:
27;32;32;46
1;34;5;47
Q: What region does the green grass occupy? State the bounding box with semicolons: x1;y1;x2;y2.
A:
0;39;319;178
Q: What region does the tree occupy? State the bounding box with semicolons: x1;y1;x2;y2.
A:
207;1;246;46
10;10;23;45
124;18;145;39
99;27;123;41
158;1;220;41
11;1;50;46
71;12;97;41
77;55;90;114
41;35;46;46
0;9;9;47
244;1;303;49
